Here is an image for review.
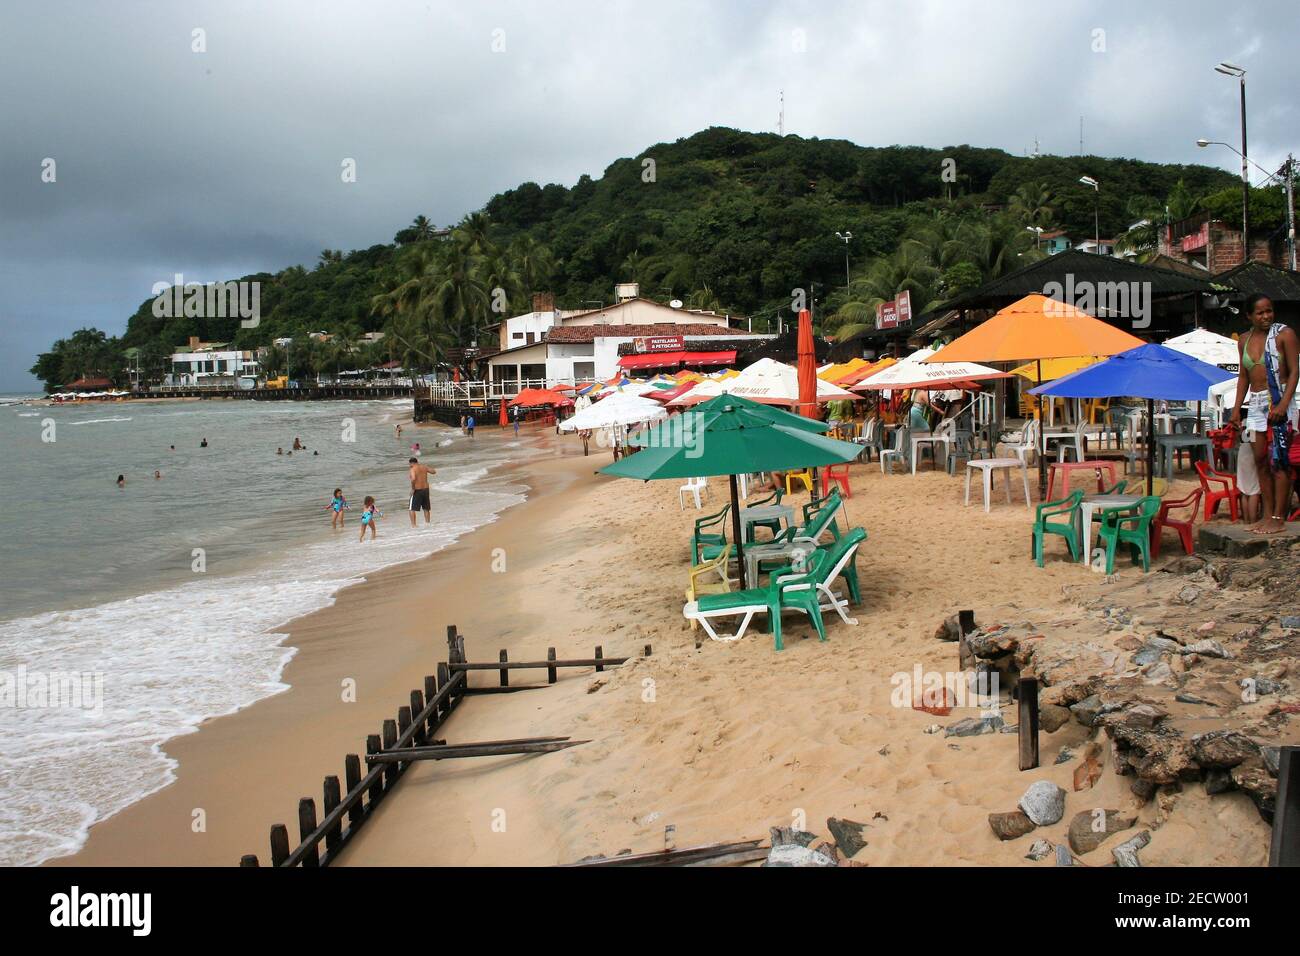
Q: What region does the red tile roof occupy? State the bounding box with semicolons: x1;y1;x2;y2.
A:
545;323;753;343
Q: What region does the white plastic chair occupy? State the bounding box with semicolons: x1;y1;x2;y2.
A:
999;418;1038;466
881;426;907;474
678;476;710;509
1051;420;1088;463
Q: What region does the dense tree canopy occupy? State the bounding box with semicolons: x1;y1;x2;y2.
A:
34;126;1255;390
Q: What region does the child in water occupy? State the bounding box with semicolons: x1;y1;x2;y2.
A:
358;496;381;542
327;488;349;528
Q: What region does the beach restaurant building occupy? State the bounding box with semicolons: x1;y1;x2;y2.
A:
164;337;261;387
483;285;766;390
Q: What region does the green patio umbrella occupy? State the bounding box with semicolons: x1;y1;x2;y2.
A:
602;397;860;587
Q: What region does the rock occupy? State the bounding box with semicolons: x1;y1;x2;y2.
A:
1142;661;1176;685
1190;730;1258;769
1244;676;1285;698
1018;781;1067;826
1054;844;1075;866
1134;636;1181;665
1177;586;1200;605
1054;746;1076;765
1070;694;1105;727
945;715;1004;738
1198;621;1217;633
768;826;817;848
922;724;943;735
812;841;840;864
1203;768;1235;795
1130;778;1158;804
1156;787;1180;825
1231;758;1279;822
1067;809;1136;855
1121;704;1167;729
825;817;868;859
1281;616;1300;630
1262;746;1281;776
1073;741;1104;791
967;629;1018;658
1039;704;1071;733
1025;839;1053;861
933;614;962;642
1175;692;1212;706
586;678;607;693
1112;830;1151;867
1181;639;1230;659
988;810;1037;841
878;745;890;757
765;843;838;867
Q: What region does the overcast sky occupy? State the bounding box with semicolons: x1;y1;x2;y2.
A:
2;0;1296;391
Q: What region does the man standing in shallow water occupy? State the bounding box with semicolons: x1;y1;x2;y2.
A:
408;456;437;526
1229;294;1299;534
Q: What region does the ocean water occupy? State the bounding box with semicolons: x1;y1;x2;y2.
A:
0;395;537;865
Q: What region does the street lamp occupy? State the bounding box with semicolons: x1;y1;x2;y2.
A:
1026;225;1043;250
835;231;853;289
1213;62;1249;259
1079;176;1100;253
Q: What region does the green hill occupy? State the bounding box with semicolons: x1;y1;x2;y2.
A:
34;126;1249;389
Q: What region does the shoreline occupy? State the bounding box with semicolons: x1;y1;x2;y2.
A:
49;423;589;866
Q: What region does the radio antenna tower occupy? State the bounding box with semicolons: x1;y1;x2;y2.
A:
778;90;784;136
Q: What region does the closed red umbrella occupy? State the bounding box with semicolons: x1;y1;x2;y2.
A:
796;307;821;499
498;398;508;427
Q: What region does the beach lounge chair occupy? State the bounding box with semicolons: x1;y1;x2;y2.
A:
691;504;730;566
683;550;830;649
811;526;866;624
678;475;711;509
799;490;844;542
685;544;732;629
1194;460;1240;522
1031;490;1084;567
1096;496;1161;573
1150;488;1203;559
745;491;844;582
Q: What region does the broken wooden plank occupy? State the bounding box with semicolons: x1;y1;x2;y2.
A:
680;847;770;867
365;739;589;763
562;839;764;867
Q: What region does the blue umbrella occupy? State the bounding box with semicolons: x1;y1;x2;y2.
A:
1028;344;1235;494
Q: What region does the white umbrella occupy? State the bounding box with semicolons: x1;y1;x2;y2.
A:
558;391;668;431
1164;328;1239;369
851;346;1005;392
724;357;857;406
667;377;732;406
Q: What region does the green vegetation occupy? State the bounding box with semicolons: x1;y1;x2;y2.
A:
34;126;1257;390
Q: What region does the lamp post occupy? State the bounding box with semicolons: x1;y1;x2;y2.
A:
835;231;853;290
1196;131;1268;266
1213;62;1249;258
1026;226;1043;250
1079;176;1099;252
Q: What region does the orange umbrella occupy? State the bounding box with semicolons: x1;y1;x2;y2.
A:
796;308;817;419
498;398;509;427
924;294;1145;364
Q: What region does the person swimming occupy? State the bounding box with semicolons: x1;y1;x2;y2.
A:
200;438;208;447
277;447;283;455
116;474;125;488
154;470;161;480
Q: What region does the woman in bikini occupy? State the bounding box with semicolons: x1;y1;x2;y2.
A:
1229;294;1299;534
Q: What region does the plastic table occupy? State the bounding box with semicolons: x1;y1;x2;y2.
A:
965;458;1031;513
739;504;794;544
1075;493;1143;564
1045;459;1119;501
1155;434;1213;478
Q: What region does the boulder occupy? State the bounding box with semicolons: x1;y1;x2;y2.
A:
1018;781;1067;826
765;843;838;867
988;810;1036;841
1190;730;1258;769
1230;758;1278;822
768;826;817;848
1067;809;1136;855
1181;639;1230;659
1070;694;1106;727
945;715;1004;738
1039;704;1072;733
1073;741;1104;791
1203;768;1234;795
1111;830;1151;867
1025;839;1054;861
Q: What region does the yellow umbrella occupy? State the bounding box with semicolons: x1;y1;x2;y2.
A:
819;358;870;384
1010;355;1105;381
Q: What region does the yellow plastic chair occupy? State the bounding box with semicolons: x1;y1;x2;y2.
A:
784;469;813;495
685;545;732;630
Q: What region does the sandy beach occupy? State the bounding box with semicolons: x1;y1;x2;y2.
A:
51;418;1293;867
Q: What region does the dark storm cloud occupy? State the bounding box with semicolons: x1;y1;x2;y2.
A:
1;0;1296;389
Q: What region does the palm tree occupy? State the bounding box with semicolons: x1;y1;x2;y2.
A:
409;215;436;241
317;249;344;270
1008;182;1055;229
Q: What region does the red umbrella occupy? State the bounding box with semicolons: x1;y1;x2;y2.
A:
453;366;461;383
796;308;817;420
498;398;508;427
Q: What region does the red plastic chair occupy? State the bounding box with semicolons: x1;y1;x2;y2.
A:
1206;425;1238;471
1151;487;1203;559
1194;460;1240;522
822;463;852;499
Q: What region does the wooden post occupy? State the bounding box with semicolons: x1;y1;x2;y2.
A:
547;647;557;684
323;776;342;852
240;855;259;867
269;824;290;867
594;646;603;673
423;675;437;730
410;691;426;745
344;754;364;826
397;706;412;768
1018;677;1040;771
644;644;652;657
298;798;320;867
499;649;509;687
446;624;459;662
382;719;398;788
366;734;384;802
436;663;450;716
1270;745;1300;867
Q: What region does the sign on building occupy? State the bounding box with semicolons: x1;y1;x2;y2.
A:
875;290;913;330
633;335;685;353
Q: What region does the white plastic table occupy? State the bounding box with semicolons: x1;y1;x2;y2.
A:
739;504;794;543
965;458;1031;513
1076;493;1143;564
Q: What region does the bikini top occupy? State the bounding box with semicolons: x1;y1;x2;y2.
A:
1242;330;1261;371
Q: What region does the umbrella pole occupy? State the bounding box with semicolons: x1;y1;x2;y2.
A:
1146;398;1155;496
729;474;746;590
1036;360;1047;500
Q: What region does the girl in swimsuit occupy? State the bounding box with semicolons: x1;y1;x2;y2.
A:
358;496;381;542
327;488;349;528
1229;294;1299;533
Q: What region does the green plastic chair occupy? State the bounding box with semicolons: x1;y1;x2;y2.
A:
688;549;831;650
1096;495;1161;573
816;526;866;612
1100;478;1128;495
1032;490;1084;567
691;504;730;566
746;487;786;540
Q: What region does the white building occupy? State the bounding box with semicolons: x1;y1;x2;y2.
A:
165;338;260;386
